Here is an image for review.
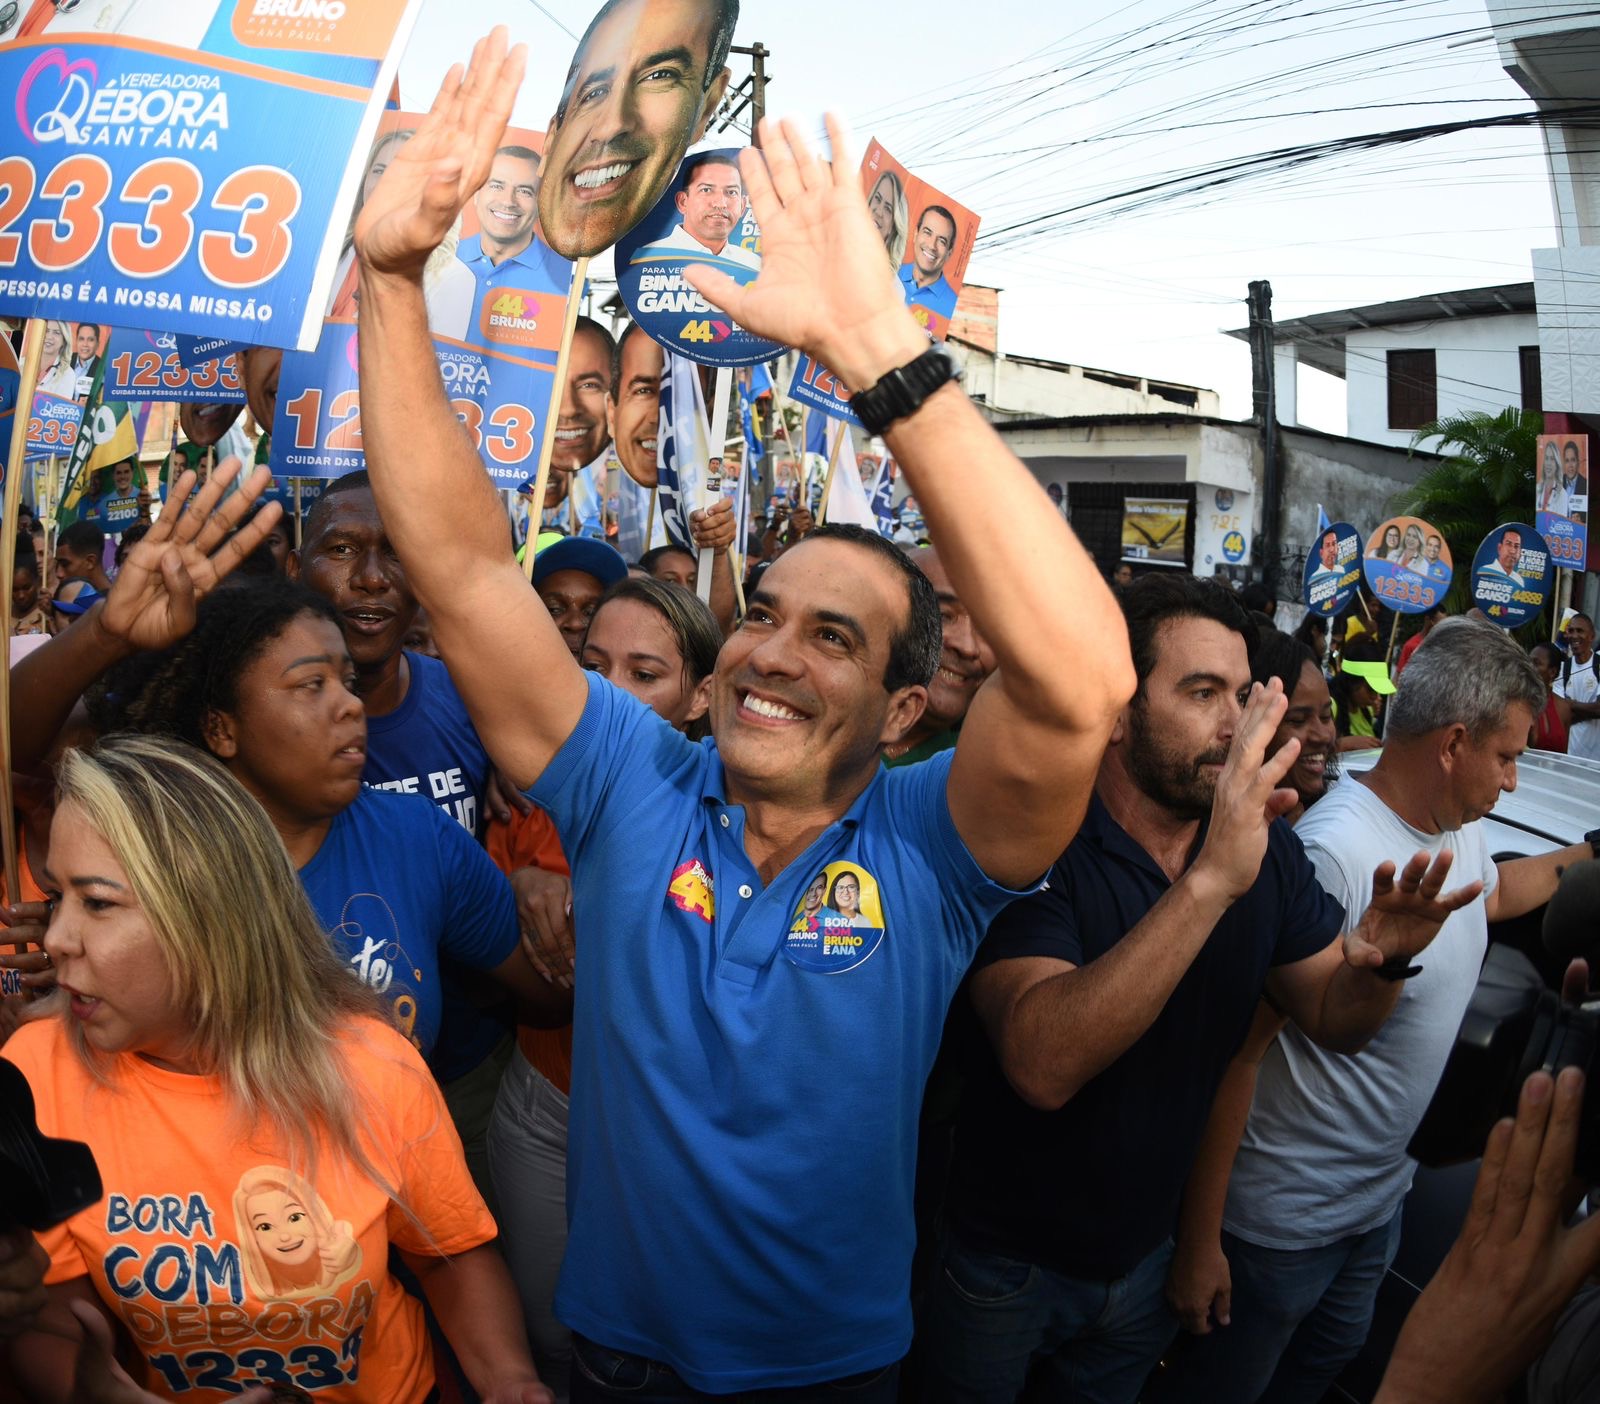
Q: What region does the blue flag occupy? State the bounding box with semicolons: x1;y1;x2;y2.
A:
657;353;711;552
804;408;828;457
1317;503;1331;534
871;459;898;538
739;373;765;467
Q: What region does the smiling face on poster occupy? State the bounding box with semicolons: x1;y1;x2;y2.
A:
615;148;781;368
1536;432;1589;574
1363;514;1452;613
538;0;739;260
1302;521;1363;617
0;2;423;350
1470;521;1552;628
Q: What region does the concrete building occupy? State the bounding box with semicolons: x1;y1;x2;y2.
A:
949;284;1222;421
999;413;1432;584
1224;283;1540;449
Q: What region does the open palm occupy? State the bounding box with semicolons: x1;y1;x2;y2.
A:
683;116;926;390
1346;849;1485;967
100;461;281;654
355;29;524;279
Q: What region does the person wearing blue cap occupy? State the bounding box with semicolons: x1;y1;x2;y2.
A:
532;536;629;659
354;45;1133;1400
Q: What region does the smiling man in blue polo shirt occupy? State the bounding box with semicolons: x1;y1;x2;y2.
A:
352;31;1134;1401
898;204;959;330
455;143;571;342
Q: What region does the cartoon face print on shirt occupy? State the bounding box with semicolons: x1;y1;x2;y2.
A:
233;1167;363;1302
785;861;887;973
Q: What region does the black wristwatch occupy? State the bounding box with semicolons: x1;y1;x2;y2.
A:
1584;827;1600;861
850;344;961;435
1374;957;1424;982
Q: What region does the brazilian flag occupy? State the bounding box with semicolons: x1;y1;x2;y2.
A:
57;356;140;526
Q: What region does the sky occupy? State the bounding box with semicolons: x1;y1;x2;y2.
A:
397;0;1558;433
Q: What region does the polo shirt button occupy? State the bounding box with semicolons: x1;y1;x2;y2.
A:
738;884;753;899
720;814;730;828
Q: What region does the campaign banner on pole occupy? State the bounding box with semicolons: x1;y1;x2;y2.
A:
1470;521;1553;628
615;147;779;369
272;115;569;489
103;326;244;402
1535;433;1588;572
1302;520;1363;617
0;2;424;352
24;390;82;460
1362;515;1452;613
788;137;981;426
1121;498;1189;567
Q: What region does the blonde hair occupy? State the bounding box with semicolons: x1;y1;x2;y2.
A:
54;737;393;1192
872;170;910;270
233;1165;364;1301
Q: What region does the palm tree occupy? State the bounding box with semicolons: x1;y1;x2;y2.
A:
1393;407;1541;615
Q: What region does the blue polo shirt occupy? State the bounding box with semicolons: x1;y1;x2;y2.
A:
533;673;1034;1390
946;795;1343;1280
898;264;957;328
299;787;519;1070
456;232;571;345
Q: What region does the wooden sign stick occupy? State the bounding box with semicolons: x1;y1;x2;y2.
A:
522;256;590;581
0;319;48;907
698;366;734;605
815;420;847;525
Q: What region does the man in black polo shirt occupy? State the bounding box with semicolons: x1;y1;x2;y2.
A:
923;574;1482;1404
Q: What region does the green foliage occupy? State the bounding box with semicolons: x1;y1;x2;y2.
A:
1391;408;1543;623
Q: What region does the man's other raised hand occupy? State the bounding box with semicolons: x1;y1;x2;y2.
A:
355;27;526;281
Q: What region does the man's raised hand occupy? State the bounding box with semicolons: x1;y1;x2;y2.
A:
355;28;525;281
1191;680;1300;903
1345;850;1484;971
98;461;281;654
681;115;927;393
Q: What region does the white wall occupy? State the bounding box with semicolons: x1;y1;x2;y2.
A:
951;342;1221;421
1343;312;1537;448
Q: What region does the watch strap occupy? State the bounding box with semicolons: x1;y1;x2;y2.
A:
852;345;960;436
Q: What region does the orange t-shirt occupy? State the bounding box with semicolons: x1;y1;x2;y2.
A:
5;1014;496;1403
485;806;573;1095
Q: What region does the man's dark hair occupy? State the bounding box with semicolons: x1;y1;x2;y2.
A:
640;544;696;575
785;525;941;692
574;315;618;393
682;151;740;193
917;204;957;237
495;144;540;167
558;0;739;121
89;579;341;746
1239;582;1275;615
59;520;106;557
1531;641;1563;670
1573;613;1595;629
303;471;374;543
1253;631;1319;696
75;322;98;339
114;522;151;570
1120;573;1257;694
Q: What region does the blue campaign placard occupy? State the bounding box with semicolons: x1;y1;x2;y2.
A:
1537;508;1587;573
174;333;242;368
1362;515;1453;615
1470;521;1553;629
1302;520;1363;618
24;390;82;460
103;326;244;402
615;148;779;369
0;3;421;351
271;318;556;491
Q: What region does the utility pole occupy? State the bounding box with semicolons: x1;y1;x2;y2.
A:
1247;280;1283;593
719;42;770;145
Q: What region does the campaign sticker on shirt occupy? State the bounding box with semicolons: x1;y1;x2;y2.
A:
1302;521;1363;618
785;862;886;973
615;148;782;369
1362;515;1453;615
669;859;715;924
1471;521;1552;629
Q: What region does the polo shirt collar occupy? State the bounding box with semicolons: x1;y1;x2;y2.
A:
1080;790;1209;885
697;740;870;833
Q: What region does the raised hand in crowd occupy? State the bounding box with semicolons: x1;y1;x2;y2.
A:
1376;1062;1600;1404
1342;848;1483;973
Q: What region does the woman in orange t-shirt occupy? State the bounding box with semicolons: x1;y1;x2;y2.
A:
1;736;552;1404
485;577;720;1397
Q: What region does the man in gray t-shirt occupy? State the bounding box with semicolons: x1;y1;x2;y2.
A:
1159;618;1593;1404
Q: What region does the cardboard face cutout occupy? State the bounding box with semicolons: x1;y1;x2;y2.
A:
537;0;736;259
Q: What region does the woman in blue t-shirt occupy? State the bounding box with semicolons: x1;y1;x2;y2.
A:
12;495;565;1076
